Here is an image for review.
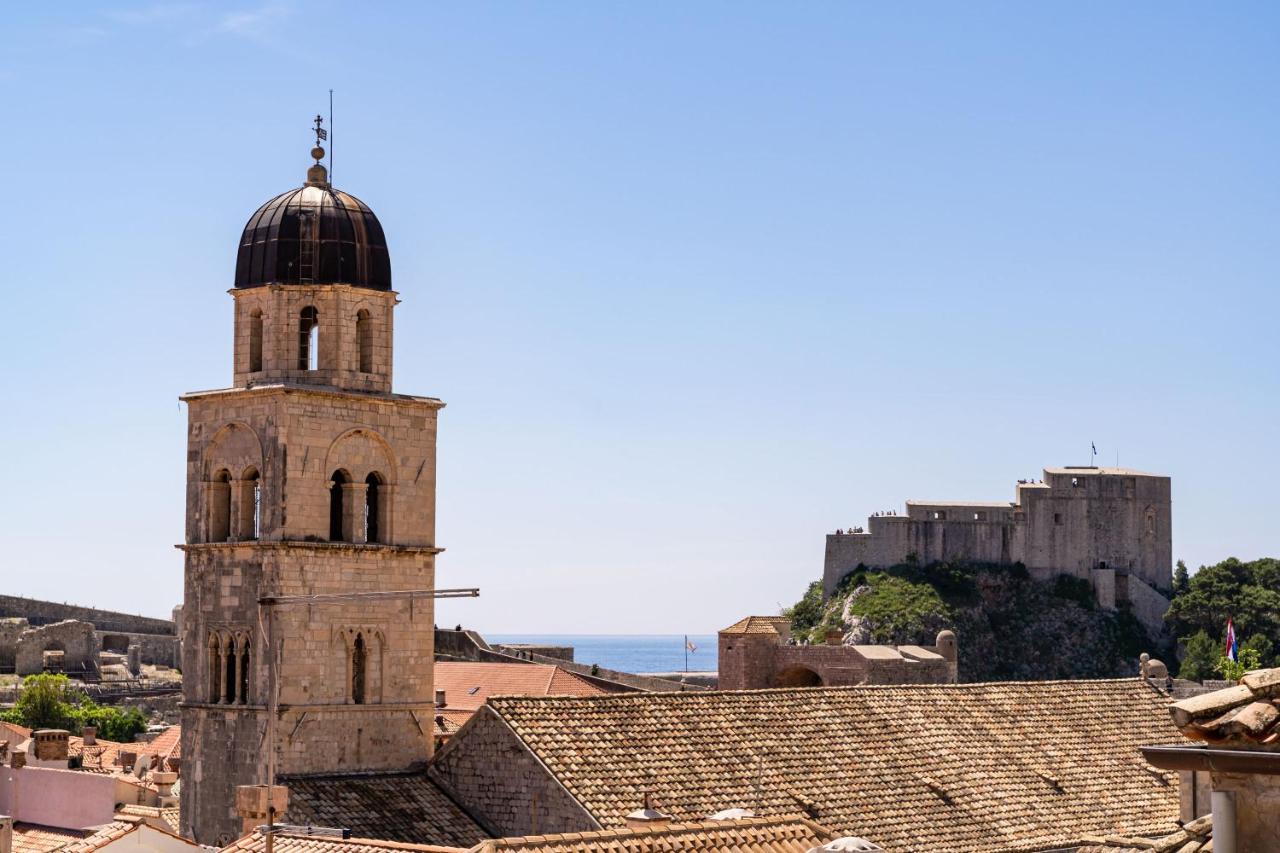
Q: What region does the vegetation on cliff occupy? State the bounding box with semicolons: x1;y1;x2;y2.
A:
785;560;1159;682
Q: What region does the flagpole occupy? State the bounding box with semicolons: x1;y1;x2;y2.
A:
684;635;688;673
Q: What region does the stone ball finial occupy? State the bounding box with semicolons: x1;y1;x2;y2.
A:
312;146;325;161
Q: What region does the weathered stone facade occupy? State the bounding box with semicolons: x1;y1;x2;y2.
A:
717;617;957;690
14;621;97;676
179;157;443;845
824;466;1172;631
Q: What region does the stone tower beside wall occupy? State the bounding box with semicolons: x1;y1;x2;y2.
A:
823;467;1173;633
179;139;443;844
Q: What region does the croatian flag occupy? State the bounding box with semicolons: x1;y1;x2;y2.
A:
1225;618;1238;663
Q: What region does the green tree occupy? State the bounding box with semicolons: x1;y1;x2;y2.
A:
1172;560;1190;597
1178;631;1219;681
7;674;76;730
1216;647;1263;682
1242;632;1277;669
1165;557;1280;642
785;581;825;636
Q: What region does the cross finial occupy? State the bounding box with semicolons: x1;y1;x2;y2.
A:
313;114;328;147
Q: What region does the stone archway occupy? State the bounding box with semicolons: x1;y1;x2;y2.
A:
773;665;823;688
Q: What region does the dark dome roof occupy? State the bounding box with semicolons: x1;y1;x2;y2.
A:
234;183;391;290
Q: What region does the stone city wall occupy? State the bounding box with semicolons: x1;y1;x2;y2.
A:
0;595;173;636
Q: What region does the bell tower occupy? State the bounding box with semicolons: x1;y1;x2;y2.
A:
179;126;444;845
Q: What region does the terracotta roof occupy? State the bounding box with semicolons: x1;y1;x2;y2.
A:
433;710;472;738
117;805;182;834
720;617;791;636
284;772;488;848
136;725;182;761
465;816;836;852
1169;667;1280;745
58;821;141;853
1077;814;1212;852
12;824;99;853
224;829;464;853
460;680;1181;853
1;720;33;743
433;663;606;712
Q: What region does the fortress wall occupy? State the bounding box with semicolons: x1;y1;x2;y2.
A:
0;595;173;636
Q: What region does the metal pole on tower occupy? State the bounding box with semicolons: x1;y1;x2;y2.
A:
328;89;334;184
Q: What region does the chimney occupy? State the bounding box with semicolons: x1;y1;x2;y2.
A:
119;750;137;771
0;815;12;853
10;750;24;770
32;730;69;762
235;785;290;836
152;771;179;806
434;688;446;708
82;727;97;746
624;793;670;831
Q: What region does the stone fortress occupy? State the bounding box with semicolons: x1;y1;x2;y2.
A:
824;466;1173;633
179;134;446;844
0;595;178;677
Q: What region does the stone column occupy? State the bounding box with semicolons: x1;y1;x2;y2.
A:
228;481;243;542
343;482;369;544
1212;788;1236;853
379;484;396;544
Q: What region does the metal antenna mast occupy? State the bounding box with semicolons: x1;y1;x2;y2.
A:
328;89;334;184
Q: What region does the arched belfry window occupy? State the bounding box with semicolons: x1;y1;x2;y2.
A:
238;468;261;540
210;470;232;542
356;309;373;373
248;310;263;372
223;636;236;704
352;633;367;705
364;472;383;544
207;634;221;703
299;307;319;371
330;470;350;541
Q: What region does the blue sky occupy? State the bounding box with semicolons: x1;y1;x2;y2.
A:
1;3;1276;633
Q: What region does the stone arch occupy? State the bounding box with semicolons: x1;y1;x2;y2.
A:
336;626;386;704
773;666;823;688
323;428;398;485
203;422;265;481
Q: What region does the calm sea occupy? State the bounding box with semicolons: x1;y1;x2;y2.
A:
488;634;718;674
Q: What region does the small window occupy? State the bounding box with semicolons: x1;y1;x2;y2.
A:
932;510;947;521
239;639;251;704
1071;477;1081;488
356;309;373;373
973;511;987;522
299;307;319;371
352;633;367;705
248;310;263;372
364;472;385;543
1054;513;1063;525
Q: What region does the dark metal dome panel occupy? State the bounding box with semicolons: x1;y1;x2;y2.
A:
234;185;392;290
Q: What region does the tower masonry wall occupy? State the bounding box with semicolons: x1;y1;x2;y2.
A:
823;468;1172;630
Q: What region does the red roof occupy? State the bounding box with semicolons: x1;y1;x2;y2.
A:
433;662;606;712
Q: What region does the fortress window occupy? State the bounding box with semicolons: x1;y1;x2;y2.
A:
351;633;367;704
364;472;384;543
329;470;350;541
298;307;319;371
357;309;373;373
1054;513;1063;525
248;309;263;372
932;511;946;521
973;511;987;521
1071;477;1081;488
210;470;232;542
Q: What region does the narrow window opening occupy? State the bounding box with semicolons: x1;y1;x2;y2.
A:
208;637;221;703
1054;512;1063;525
329;470;349;541
248;309;263;372
932;510;946;521
364;472;383;543
352;633;367;705
223;638;236;704
239;640;250;704
298;307;319;371
238;468;261;541
357;309;373;373
211;470;232;542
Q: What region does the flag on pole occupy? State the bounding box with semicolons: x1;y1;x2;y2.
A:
1225;618;1238;662
685;636;697;654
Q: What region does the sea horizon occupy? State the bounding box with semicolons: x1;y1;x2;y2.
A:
488;633;718;674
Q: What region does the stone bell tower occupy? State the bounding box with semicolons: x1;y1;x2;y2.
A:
179;125;443;844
